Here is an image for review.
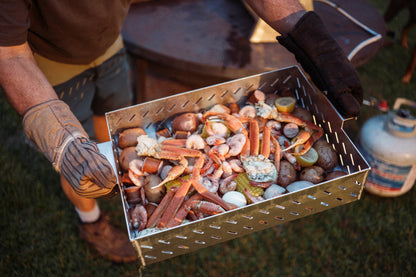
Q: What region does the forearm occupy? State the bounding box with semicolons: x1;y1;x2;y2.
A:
0;42;58;116
244;0;306;34
0;43;117;197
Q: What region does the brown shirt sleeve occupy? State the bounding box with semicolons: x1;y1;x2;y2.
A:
28;0;131;64
1;0;131;64
0;0;30;46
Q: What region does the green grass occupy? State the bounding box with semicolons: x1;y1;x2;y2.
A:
1;0;415;276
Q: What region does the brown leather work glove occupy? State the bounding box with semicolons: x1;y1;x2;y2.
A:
23;99;118;198
277;11;363;117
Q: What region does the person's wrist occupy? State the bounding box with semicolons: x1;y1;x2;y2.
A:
272;10;307;34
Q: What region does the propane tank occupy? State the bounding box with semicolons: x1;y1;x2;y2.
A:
356;98;416;197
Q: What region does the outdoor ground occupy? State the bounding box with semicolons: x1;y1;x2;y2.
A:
1;0;415;276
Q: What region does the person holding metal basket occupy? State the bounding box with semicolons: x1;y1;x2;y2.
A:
0;0;362;263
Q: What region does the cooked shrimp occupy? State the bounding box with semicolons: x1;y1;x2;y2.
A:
228;159;244;173
239;105;257;118
128;159;145;187
244;188;265;203
206;135;226;146
199;177;219;193
202;111;247;135
226;133;246;158
129;204;147;231
284;151;301;171
221;160;233;177
206;121;228;137
203;164;215;176
266;120;282;136
186;134;205;150
207;165;224;190
208;144;229;164
187;200;225;215
219;174;238;194
200;154;214;176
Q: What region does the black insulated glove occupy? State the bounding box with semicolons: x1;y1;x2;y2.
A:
277;11;363;117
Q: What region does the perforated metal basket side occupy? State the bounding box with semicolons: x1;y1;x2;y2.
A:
105;66;370;267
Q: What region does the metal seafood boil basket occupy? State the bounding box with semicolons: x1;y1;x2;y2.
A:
100;66;370;267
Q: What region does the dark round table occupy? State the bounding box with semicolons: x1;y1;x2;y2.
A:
122;0;386;103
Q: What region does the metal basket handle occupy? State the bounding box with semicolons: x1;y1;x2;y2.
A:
97;141;118;180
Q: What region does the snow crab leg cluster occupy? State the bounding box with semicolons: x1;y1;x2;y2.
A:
117;89;341;234
127;134;232;229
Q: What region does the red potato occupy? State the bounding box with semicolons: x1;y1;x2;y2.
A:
171;113;200;134
326;170;347;181
265;93;279;106
292;107;313;123
279;87;296;98
277;160;297;188
314;139;338;171
119;146;139;172
299;166;326;184
118;127;146;149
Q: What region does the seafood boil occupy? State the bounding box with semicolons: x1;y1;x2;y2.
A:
117;89;343;234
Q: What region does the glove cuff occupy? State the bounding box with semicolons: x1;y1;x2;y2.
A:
22;99;89;171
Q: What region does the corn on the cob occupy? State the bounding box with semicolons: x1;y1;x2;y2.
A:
164;175;190;191
235;173;264;197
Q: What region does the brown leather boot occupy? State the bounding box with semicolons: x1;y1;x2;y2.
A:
79;213;137;263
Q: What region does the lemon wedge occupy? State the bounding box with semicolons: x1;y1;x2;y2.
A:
275;97;296;113
295;147;318;167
